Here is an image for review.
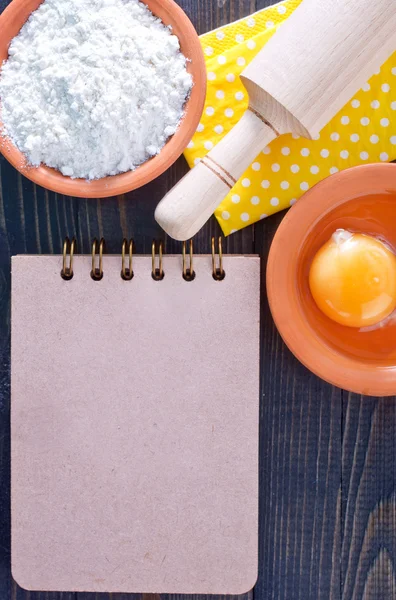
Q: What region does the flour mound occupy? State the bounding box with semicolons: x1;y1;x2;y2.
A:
0;0;193;180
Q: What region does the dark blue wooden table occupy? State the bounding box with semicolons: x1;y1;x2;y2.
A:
0;1;395;599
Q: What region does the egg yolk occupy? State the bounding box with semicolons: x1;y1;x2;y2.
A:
309;230;396;328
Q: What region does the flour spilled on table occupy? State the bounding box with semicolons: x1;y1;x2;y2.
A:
0;0;193;180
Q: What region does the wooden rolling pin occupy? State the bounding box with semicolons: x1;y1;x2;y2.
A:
155;0;396;241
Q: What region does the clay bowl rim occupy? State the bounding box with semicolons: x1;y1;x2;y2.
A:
267;163;396;397
0;0;207;199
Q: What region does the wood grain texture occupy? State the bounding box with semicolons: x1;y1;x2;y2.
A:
245;0;396;137
340;395;396;600
254;213;343;600
0;1;395;600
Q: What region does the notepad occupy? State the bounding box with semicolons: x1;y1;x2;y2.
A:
11;248;260;594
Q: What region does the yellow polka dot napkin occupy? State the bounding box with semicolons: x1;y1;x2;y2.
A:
183;0;396;235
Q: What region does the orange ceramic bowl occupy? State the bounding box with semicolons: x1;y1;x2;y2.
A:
0;0;206;198
267;163;396;396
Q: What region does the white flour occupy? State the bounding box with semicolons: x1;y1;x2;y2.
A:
0;0;192;180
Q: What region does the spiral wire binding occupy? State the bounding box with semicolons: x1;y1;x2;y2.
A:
212;237;225;280
152;240;164;281
60;237;226;281
91;238;105;281
121;239;134;281
61;237;76;280
182;240;196;281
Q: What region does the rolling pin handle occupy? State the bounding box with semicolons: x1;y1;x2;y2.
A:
155;109;277;241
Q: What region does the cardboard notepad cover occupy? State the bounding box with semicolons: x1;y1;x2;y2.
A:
11;254;260;594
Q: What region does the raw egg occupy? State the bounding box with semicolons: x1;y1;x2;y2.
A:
309;230;396;328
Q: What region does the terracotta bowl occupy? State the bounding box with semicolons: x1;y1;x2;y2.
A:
267;163;396;396
0;0;206;198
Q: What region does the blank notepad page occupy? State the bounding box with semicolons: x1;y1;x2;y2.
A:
11;253;260;594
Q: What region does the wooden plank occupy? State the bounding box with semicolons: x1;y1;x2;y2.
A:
254;212;342;600
341;395;396;600
181;0;255;35
0;157;13;600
